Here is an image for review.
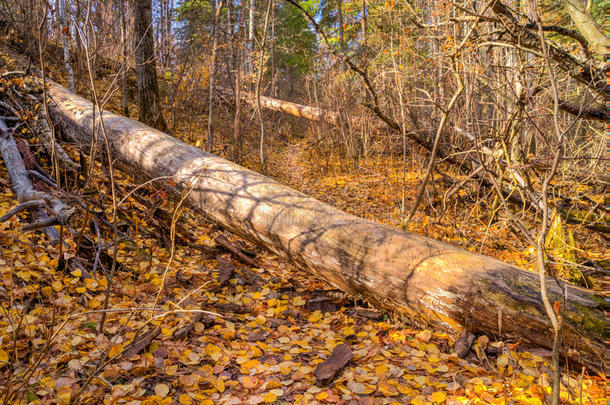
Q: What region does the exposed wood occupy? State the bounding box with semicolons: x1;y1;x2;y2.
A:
46;80;607;372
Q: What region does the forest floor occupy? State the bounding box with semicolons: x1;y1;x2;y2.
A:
0;50;607;404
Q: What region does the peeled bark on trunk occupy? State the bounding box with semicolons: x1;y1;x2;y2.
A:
46;80;607;373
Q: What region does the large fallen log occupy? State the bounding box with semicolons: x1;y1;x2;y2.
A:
46;81;606;372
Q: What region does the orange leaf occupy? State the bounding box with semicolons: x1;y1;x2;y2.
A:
553;300;561;315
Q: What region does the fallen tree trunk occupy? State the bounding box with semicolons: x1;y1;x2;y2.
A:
46;81;607;372
0;119;62;244
217;87;342;126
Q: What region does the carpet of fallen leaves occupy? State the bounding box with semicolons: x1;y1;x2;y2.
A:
0;50;607;405
0;163;606;404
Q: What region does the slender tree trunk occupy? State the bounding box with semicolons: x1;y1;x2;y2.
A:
361;0;366;45
118;0;129;116
337;0;344;51
233;0;247;163
256;0;272;174
59;0;75;92
270;0;275;96
206;0;223;153
248;0;255;74
133;0;167;131
166;0;173;67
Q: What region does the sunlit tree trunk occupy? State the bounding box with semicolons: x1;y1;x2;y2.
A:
59;0;75;91
248;0;255;74
256;0;273;174
134;0;167;131
338;0;344;51
361;0;366;45
118;0;129;116
206;0;223;152
233;0;247;163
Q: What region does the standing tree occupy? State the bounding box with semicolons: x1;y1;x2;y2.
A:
117;0;129;116
134;0;167;131
58;0;75;92
206;0;223;152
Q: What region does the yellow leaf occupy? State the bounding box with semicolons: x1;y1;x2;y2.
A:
416;330;432;342
214;378;225;393
85;278;98;290
497;353;509;371
0;349;9;366
375;364;388;377
240;376;258;388
262;392;277;403
206;344;221;357
41;286;53;297
414;375;426;386
88;298;101;309
431;391;447;403
52;280;63;292
70;268;82;277
154;383;170;397
397;384;413;395
315;391;328;401
56;386;72;404
108;344;124;358
179;393;193;404
293;296;306;306
308;311;323;323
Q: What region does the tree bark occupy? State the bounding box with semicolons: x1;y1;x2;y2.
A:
255;0;272;174
563;0;608;57
232;0;247;163
134;0;167;131
247;0;255;74
206;0;222;153
361;0;366;45
58;0;75;92
337;0;344;51
118;0;129;116
46;80;607;373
